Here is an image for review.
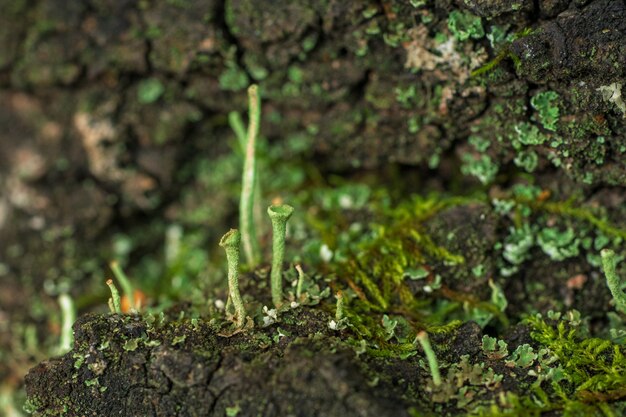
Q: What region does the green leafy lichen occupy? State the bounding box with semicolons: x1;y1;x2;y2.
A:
461;154;499;185
447;11;484;42
531;91;560;131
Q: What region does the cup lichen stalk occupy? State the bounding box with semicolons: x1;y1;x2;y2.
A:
58;293;76;354
220;228;246;328
335;290;344;321
230;105;265;257
110;261;135;311
415;331;442;386
106;279;121;314
601;249;626;313
268;204;294;308
239;85;261;268
295;264;305;300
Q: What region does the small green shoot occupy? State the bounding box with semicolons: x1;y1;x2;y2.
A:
295;264;305;299
335;290;344;321
106;279;121;314
415;331;441;386
110;261;135;311
268;204;294;308
58;293;76;354
601;249;626;313
220;229;247;328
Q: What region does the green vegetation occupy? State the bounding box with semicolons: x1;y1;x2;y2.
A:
110;261;136;311
239;85;262;268
601;249;626;313
447;11;484;42
531;91;560;131
524;313;626;411
137;78;165;104
57;294;75;355
11;2;626;416
267;204;294;308
415;331;441;386
106;279;121;314
219;229;247;328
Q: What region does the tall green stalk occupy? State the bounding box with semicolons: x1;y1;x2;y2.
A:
110;261;135;311
295;264;305;299
58;294;75;354
220;229;246;328
239;85;261;268
268;204;294;308
415;331;441;386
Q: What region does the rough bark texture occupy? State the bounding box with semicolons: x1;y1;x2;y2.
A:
25;310;417;417
26;307;538;417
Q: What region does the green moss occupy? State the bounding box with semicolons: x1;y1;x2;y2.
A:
526;314;626;403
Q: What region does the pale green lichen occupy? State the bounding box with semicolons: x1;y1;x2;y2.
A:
220;229;247;328
601;249;626;313
481;335;508;359
57;293;75;354
531;91;560;131
461;154;499;184
110;261;135;311
415;331;441;386
106;279;121;314
239;85;262;268
537;227;580;261
514;149;538;172
505;344;537;368
137;78;164;104
268;204;294;308
597;82;626;118
513;122;548;147
447;11;484;42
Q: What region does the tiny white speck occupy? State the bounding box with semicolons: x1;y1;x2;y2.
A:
320;244;333;262
339;195;353;209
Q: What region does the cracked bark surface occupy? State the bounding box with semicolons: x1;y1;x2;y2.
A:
25;310;417;417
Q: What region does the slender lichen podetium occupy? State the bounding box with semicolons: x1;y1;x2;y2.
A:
239;85;262;268
58;294;76;354
106;279;121;314
268;204;294;308
335;290;344;321
110;261;135;311
220;229;247;328
295;264;305;300
415;331;442;386
601;249;626;313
